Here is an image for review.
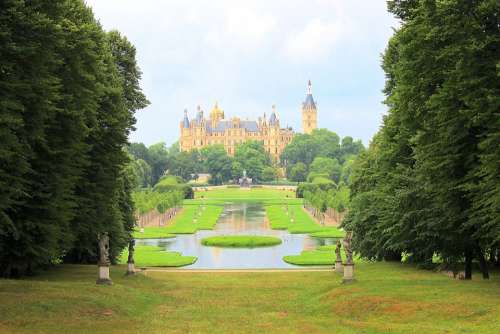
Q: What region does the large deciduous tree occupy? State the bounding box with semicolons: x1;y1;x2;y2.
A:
346;0;500;279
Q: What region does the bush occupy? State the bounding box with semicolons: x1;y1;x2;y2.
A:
153;177;194;199
296;182;336;198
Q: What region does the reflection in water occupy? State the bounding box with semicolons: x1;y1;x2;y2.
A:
137;203;335;269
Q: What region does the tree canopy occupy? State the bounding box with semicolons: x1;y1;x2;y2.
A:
344;0;500;279
0;0;148;276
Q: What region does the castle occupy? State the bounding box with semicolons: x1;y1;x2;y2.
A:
179;81;318;161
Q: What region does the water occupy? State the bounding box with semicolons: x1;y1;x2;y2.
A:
136;202;334;269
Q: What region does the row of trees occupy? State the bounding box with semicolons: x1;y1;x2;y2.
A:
127;140;280;186
0;0;148;277
281;129;363;184
344;0;500;279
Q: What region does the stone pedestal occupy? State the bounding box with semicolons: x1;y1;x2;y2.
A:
126;262;136;276
96;265;113;285
335;260;343;273
342;263;355;283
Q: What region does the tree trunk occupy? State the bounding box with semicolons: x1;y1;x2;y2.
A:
464;247;473;280
475;245;489;279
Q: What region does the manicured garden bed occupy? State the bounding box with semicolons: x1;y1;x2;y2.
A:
119;245;196;267
160;203;224;234
133;227;176;239
201;235;282;248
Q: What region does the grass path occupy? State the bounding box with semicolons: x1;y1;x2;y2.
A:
1;264;499;333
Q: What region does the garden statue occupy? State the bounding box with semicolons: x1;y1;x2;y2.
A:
96;232;113;285
343;231;354;264
335;240;343;273
342;231;355;283
126;239;136;276
98;232;110;266
239;169;252;188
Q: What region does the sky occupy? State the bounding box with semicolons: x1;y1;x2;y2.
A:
85;0;399;147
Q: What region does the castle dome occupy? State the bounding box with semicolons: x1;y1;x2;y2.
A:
210;102;224;120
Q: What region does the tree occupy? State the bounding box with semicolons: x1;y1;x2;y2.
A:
147;142;170;184
233;141;271;182
200;145;232;185
262;166;278;182
127;142;150;162
168;150;199;182
289;163;307;182
345;0;500;279
309;157;342;183
129;158;152;188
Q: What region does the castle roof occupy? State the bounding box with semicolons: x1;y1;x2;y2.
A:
182;109;190;128
303;80;317;109
269;105;278;126
205;120;259;133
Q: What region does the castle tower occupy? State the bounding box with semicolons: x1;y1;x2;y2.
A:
301;80;317;134
210;102;224;127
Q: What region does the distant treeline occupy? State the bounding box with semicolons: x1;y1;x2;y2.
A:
0;1;148;277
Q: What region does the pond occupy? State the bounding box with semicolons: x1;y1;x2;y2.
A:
136;202;334;269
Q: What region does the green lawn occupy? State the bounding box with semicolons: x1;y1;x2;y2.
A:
283;244;354;266
132;227;176;239
155;203;223;234
195;187;297;204
1;264;499;333
201;235;282;248
118;245;196;267
265;204;346;237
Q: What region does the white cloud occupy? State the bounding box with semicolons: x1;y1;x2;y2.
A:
283;18;341;62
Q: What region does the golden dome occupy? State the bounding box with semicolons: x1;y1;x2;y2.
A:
210;102;224;120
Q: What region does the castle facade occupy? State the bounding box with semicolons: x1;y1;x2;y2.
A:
179;81;318;161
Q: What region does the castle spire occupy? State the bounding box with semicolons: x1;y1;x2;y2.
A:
307;80;312;94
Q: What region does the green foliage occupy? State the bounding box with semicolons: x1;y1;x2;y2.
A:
281;129;364;176
309;157;341;182
119;245;196;267
233;141;272;182
261;166;278;182
0;0;148;276
345;0;500;279
289;162;307;182
132;190;183;215
201;236;282;248
200;145;232;185
153;176;194;199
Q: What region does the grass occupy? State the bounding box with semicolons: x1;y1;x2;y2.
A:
201;235;282;248
283;244;355;266
118;245;196;267
283;249;335;265
265;204;346;237
132;227;176;239
310;228;346;238
157;203;223;234
195;187;297;204
1;264;499;333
